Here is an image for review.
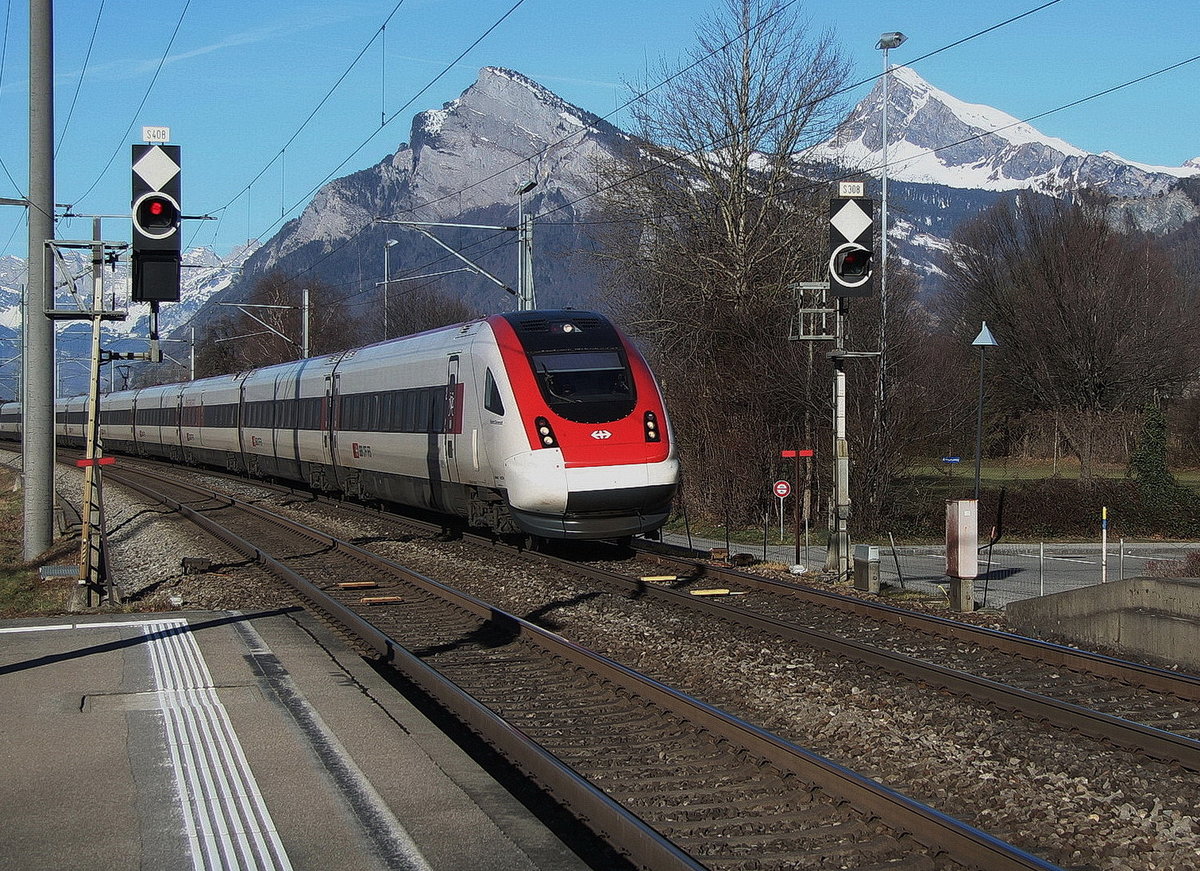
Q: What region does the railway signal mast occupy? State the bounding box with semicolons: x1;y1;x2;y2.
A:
794;182;878;580
46;133;184;604
132;135;182;363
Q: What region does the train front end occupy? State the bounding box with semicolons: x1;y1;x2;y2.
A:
491;311;679;540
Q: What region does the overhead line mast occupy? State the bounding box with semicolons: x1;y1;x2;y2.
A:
24;0;55;561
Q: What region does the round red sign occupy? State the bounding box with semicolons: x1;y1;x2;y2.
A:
773;480;791;499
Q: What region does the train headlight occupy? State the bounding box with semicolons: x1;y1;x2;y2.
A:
644;411;661;442
534;416;559;448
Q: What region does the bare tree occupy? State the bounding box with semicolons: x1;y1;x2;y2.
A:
381;284;478;339
197;274;356;376
939;192;1200;477
591;0;851;525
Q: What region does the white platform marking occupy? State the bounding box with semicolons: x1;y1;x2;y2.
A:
143;619;293;871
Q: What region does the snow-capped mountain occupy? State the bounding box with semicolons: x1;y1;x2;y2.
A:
226;64;1199;316
5;63;1198;397
0;244;253;399
810;66;1200;286
812;65;1200;196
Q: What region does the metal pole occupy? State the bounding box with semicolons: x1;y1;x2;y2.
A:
878;46;889;426
77;219;108;603
826;298;851;579
1040;542;1044;596
1101;506;1108;584
382;243;389;340
23;0;55;560
516;196;524;308
973;345;986;501
520;212;535;311
302;287;310;358
189;326;195;379
793;450;801;567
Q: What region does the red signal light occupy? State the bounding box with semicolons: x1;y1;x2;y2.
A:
840;248;871;276
133;193;179;237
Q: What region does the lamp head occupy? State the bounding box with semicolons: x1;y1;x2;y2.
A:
876;32;907;50
972;321;999;348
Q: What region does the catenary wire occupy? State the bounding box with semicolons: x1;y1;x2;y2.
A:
376;1;1069;227
245;0;529;251
0;0;23;196
207;1;411;220
536;0;1072;224
55;0;106;158
551;51;1200;229
255;0;1069;300
68;0;192;210
231;0;800;294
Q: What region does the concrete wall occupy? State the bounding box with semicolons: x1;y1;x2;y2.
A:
1006;577;1200;672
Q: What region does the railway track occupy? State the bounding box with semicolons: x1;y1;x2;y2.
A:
102;460;1062;871
97;453;1200;773
617;548;1200;767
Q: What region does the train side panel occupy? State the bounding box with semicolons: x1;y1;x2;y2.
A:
0;402;21;442
98;392;136;455
133;384;183;461
180;374;243;470
329;324;480;514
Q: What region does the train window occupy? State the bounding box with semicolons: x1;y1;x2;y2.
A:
484;369;505;416
529;351;637;424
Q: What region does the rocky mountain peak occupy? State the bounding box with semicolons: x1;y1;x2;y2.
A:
404;66;622;197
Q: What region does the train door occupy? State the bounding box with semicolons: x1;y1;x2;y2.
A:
323;372;339;486
444;355;461;483
236;379;249;469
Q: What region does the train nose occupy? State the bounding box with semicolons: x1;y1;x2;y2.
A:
503;450;568;514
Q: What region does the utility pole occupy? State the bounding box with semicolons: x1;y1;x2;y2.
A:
44;225;131;604
828;298;852;579
24;0;55;561
515;179;537;311
76;221;115;604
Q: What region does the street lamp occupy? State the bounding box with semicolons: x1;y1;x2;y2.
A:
875;31;907;421
972;321;999;500
383;239;400;340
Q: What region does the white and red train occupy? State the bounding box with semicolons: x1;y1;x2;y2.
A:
0;310;680;541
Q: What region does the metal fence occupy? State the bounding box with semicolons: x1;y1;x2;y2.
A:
660;527;1200;611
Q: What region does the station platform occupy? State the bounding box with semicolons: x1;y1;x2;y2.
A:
0;609;592;871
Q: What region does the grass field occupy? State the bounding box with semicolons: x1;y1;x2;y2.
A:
913;457;1200;490
0;468;75;617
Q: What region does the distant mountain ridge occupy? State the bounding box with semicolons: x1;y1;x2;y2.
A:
0;246;251;398
5;63;1198;397
245;66;627;301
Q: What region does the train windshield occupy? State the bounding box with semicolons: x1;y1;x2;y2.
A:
530;350;636;423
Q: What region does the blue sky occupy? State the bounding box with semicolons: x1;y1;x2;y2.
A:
0;0;1197;259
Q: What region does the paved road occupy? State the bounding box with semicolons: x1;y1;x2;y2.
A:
658;531;1200;608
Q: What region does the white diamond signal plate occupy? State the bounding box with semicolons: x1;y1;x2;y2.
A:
133;146;180;192
830;199;872;243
